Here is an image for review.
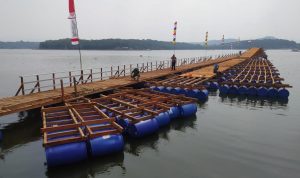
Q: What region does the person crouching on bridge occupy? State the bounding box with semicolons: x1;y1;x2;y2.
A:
213;63;221;77
131;68;140;81
171;54;177;70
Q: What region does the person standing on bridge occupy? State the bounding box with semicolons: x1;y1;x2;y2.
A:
171;54;177;70
213;63;219;74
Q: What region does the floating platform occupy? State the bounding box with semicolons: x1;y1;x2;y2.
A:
41;102;124;167
217;55;291;99
41;88;198;166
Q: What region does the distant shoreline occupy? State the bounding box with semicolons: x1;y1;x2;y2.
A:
1;38;299;50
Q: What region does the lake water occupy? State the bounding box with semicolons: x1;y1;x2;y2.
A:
0;49;300;178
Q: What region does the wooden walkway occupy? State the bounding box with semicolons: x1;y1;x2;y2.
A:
180;48;262;80
0;49;260;117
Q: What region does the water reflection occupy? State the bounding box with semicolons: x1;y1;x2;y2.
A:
218;94;289;110
125;115;197;156
46;152;125;178
0;110;41;157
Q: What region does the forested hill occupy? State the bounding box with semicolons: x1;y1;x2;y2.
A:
1;38;299;50
39;38;300;50
39;39;201;50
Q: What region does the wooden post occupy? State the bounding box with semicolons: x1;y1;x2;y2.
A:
123;65;126;76
117;66;120;77
111;66;113;77
37;75;41;92
142;63;144;72
146;62;148;72
130;64;132;74
21;76;25;95
69;72;72;87
60;79;64;100
100;68;103;80
156;61;158;70
150;62;152;71
81;70;84;84
52;73;56;89
90;69;93;82
73;77;78;97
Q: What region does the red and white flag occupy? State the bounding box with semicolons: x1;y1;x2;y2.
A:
68;0;79;45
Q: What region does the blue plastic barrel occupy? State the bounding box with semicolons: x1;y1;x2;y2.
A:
169;106;181;119
267;87;278;98
157;86;166;93
166;87;173;94
193;89;208;100
150;86;157;90
278;88;289;99
153;86;160;91
238;86;248;95
257;87;268;97
116;118;130;131
45;142;88;167
154;112;171;127
89;134;124;157
219;85;229;94
247;86;257;96
180;103;197;117
228;85;239;95
209;82;219;90
174;87;185;94
127;119;159;138
185;89;196;98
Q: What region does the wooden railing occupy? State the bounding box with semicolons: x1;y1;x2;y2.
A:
15;53;239;96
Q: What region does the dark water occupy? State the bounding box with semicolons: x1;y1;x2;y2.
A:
0;50;300;178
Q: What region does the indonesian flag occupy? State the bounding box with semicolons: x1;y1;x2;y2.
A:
68;0;79;45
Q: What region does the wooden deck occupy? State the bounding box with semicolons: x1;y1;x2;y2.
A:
0;49;260;117
180;48;262;79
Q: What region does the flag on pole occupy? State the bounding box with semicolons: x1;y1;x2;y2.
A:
205;32;208;48
172;21;177;45
68;0;79;45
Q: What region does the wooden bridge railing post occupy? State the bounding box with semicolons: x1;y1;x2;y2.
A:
150;62;153;71
73;77;78;97
60;79;64;100
130;64;132;74
21;76;25;95
69;72;72;87
90;69;93;82
100;68;103;80
36;75;41;92
81;70;84;84
111;66;113;77
123;65;126;76
146;62;149;72
156;61;158;70
52;73;56;90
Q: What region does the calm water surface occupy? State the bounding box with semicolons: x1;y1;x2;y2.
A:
0;49;299;178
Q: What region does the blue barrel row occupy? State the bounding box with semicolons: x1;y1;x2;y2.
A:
219;84;289;99
43;106;124;167
150;86;209;101
100;103;198;138
45;128;124;167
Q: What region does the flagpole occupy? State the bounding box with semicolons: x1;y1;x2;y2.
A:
173;21;177;56
74;15;82;70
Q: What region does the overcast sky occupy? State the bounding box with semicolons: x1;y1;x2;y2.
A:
0;0;299;42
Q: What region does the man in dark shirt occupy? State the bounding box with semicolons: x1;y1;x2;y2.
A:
171;54;177;70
